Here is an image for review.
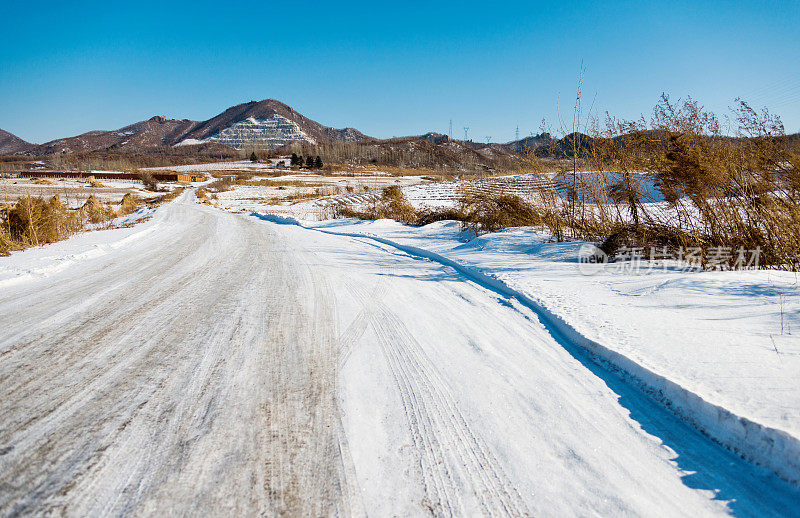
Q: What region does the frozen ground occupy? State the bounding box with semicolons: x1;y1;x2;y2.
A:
1;192;799;515
0;176;156;208
143;159;287;172
212;171;430;218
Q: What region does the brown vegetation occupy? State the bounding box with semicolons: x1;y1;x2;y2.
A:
1;188;181;255
1;196;81;254
119;193;142;215
138;171;160;191
85;175;106;188
45;144;238;171
334;96;799;270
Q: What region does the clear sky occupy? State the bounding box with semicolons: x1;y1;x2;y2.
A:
1;0;798;144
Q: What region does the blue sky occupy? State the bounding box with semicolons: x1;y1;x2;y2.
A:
1;0;798;144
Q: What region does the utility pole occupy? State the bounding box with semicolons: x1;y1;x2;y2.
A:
463;127;469;141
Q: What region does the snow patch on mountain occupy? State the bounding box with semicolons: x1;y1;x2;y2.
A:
178;114;316;149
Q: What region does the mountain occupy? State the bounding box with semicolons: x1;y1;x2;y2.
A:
177;99;370;148
505;133;556;154
504;132;596;158
34;116;201;155
0;129;35;154
346;133;526;172
20;99;370;155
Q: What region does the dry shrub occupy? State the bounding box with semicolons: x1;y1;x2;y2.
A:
0;204;18;255
86;175;106;188
196;188;212;204
599;223;704;259
119;193;142;215
334;205;375;220
637;96;799;268
534;94;800;269
3;195;82;248
138;171;159;191
334;186;418;224
33;178;55;185
0;227;14;255
146;187;185;206
80;195;117;224
206;178;233;192
374;186;418;224
458;191;540;235
415;207;467;226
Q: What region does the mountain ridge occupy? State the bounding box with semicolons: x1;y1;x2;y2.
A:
9;99;371;156
0;129;35;154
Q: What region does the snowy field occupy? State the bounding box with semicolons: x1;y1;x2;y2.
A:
208;170;662;220
143;159;290;172
1;189;799;515
211;170;430;218
0;176;157;208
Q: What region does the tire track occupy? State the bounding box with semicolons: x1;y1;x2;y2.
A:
370;302;528;517
0;199;358;516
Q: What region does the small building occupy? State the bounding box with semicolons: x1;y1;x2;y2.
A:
177;174;205;183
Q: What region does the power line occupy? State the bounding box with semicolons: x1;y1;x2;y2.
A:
740;76;800;100
746;84;800;105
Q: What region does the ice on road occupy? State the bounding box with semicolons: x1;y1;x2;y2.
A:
0;193;797;516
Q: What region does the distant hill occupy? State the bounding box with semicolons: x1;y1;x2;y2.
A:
178;99;371;148
12;99;371;156
504;132;595;158
0;129;35;154
294;132;528;172
504;133;556;154
34;116;201;155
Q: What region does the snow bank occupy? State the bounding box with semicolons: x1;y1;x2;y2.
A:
0;207;157;289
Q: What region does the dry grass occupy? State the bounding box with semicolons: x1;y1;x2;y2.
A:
336;186;461;226
119;193;143;215
330;97;798;270
196;188;212;204
457;191;541;235
1;196;82;254
206;178;234;192
575;96;800;269
0;188;183;256
80;195;117;224
85;176;107;188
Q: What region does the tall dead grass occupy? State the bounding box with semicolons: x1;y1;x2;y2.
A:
333;96;799;270
583;96;800;269
1;196;82;253
0;190;161;255
335;186;420;225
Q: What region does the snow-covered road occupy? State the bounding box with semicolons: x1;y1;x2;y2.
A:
1;193;798;516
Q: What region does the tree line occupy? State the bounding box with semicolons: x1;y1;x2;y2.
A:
290;153;323;169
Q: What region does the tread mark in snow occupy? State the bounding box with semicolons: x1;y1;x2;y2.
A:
369;301;529;517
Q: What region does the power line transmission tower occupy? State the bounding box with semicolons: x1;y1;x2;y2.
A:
449;119;453;139
515;126;520;141
463;127;469;141
485;136;492;144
